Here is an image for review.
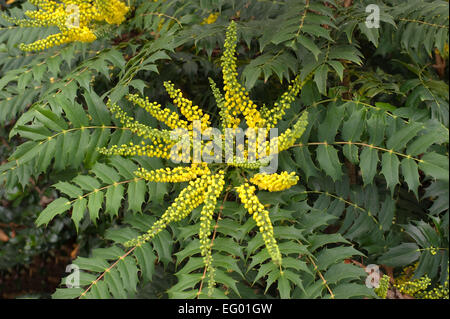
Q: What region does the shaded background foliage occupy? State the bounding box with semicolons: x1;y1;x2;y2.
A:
0;0;448;298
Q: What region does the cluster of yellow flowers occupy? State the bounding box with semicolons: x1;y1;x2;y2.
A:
250;171;299;192
201;12;220;25
99;141;174;159
94;0;128;24
262;74;313;130
98;101;175;158
163;81;211;130
396;275;432;296
221;21;264;129
220;21;311;133
425;246;439;255
374;274;390;299
127;93;190;130
106;101;172;141
257;110;308;156
394;263;449;299
98;21;310;294
199;172;225;292
236;183;281;265
413;279;449;299
208;78;228;128
125;174;212;248
134;164;210;183
5;0;129;51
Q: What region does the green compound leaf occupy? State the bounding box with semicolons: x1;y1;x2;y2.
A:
117;256;139;293
89;280;111;299
333;283;377;299
105;183;125;217
401;157;421;198
71;197;87;232
277;273;291;299
133;242;157;282
386;122;423;151
127;179;146;213
360;147;378;186
35;197;71;227
378;243;421;267
419;152;449;181
52;288;84;299
316;144;342;181
73;256;110;272
316;246;364;271
88;191;104;224
381;152;400;194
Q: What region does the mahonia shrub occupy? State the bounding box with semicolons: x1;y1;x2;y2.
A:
0;0;448;299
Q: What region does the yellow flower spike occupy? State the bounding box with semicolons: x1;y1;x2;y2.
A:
198;171;225;296
98;141;174;160
9;0;130;51
19;32;73;52
134;164;210;183
262;110;308;155
163;81;211;130
106;101;173;142
126;94;190;130
95;0;129;25
250;171;299;192
393;263;449;299
221;21;264;129
208;77;234;130
201;12;220;25
263;73;313;130
124;173;212;247
236;184;282;265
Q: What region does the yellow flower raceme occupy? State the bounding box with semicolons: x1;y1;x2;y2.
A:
274;110;309;152
95;0;129;25
257;110;308;157
374;274;390;299
18;27;96;51
106;101;172;142
221;21;264;129
201;12;219;25
164;81;211;130
394;263;449;299
127;94;190;130
250;171;299;192
208;78;229;129
396;275;432;296
199;171;225;294
236;183;281;265
7;0;129;51
135;164;210;183
262;73;313;130
219;20;310;133
98;140;174;159
125;174;212;248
